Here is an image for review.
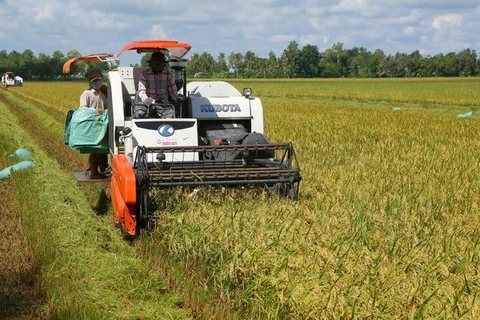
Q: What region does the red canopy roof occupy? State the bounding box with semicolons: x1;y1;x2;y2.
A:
118;40;191;59
62;40;192;74
62;54;115;74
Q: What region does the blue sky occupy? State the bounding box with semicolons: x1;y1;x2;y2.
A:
1;0;479;66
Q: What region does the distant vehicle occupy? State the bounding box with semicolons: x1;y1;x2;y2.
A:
1;71;23;87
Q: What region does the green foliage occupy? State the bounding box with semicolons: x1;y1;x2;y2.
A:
2;43;479;81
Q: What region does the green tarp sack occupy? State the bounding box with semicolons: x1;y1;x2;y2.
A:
64;108;109;154
64;109;75;145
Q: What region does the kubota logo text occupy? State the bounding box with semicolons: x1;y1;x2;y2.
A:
200;104;241;112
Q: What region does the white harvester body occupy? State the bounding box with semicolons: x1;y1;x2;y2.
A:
108;67;265;165
1;72;23;86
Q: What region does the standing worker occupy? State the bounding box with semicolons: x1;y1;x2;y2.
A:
2;73;7;90
79;70;109;179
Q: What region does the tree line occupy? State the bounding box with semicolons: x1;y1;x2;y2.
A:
1;41;479;80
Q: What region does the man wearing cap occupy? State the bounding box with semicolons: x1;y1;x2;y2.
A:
79;70;109;179
136;51;177;118
80;71;107;111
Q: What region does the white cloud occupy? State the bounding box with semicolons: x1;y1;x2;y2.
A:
432;13;463;29
33;4;54;22
403;26;416;36
150;25;168;39
1;0;480;66
331;0;368;14
270;34;296;43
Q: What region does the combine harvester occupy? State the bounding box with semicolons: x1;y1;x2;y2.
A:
2;71;23;89
63;40;301;238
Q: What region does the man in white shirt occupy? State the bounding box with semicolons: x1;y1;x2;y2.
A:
79;71;109;179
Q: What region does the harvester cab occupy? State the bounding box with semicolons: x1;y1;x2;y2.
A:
63;40;301;238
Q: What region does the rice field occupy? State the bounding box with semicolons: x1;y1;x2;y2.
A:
5;77;480;319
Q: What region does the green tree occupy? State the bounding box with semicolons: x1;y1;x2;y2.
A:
33;53;54;80
378;55;397;77
187;52;216;78
297;44;321;77
265;51;280;78
228;52;244;78
434;53;457;76
347;47;369;77
456;49;477;76
408;50;423;77
349;55;368;77
279;41;300;78
0;50;8;69
8;50;21;69
52;50;65;79
394;53;412;77
0;42;478;80
244;51;264;78
19;49;36;80
367;49;386;77
320;43;348;78
215;53;228;77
